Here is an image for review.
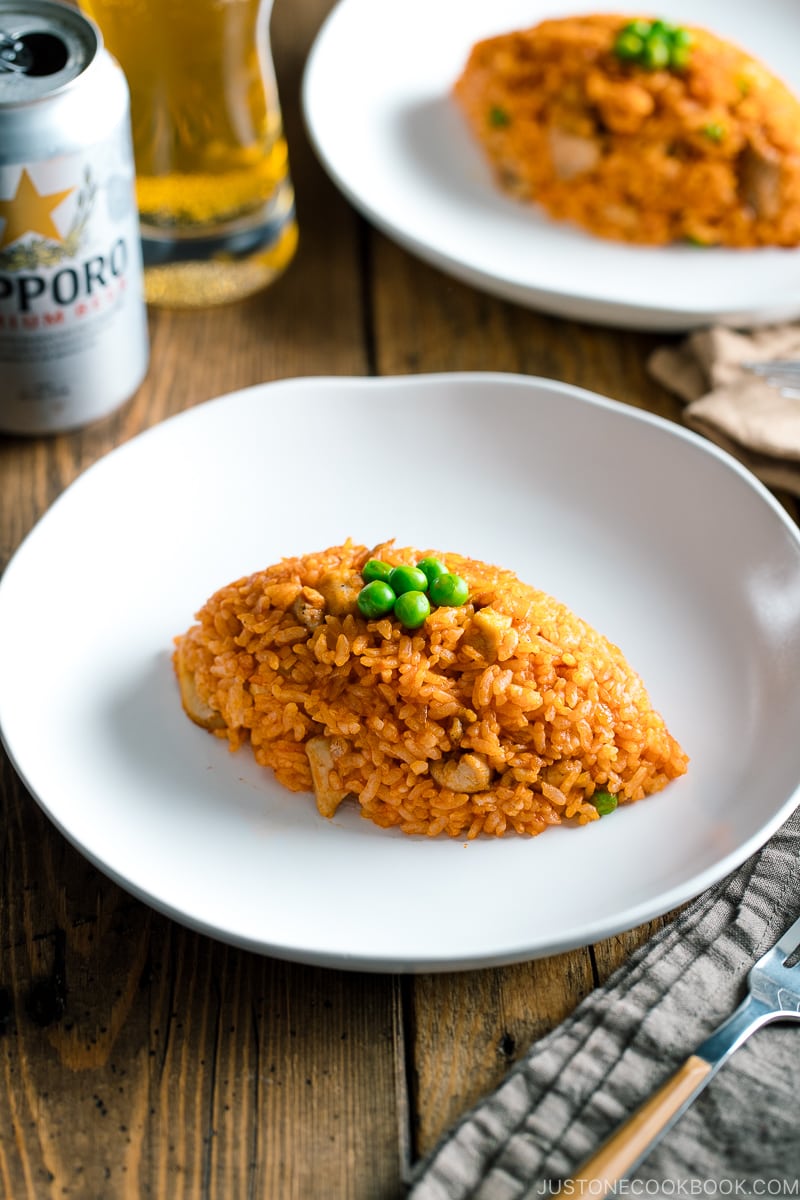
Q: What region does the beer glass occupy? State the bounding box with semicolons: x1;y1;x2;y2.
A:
78;0;298;308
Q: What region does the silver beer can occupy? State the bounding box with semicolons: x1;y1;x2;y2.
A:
0;0;148;434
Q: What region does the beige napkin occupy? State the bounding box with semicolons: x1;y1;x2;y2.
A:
648;324;800;496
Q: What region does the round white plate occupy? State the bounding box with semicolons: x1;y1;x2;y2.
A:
2;374;800;972
303;0;800;330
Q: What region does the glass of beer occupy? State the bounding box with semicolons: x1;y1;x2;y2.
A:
78;0;298;307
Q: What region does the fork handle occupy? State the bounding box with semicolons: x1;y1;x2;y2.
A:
562;1055;712;1196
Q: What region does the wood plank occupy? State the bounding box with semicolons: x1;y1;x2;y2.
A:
409;954;595;1159
368;234;685;422
0;760;407;1198
0;1;406;1197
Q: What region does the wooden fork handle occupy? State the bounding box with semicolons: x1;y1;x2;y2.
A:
562;1054;712;1196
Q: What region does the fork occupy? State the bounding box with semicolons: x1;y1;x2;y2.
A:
561;912;800;1196
742;360;800;394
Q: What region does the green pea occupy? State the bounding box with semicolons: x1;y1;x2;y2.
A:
666;26;692;70
669;44;691;70
393;590;430;629
593;790;618;816
488;105;510;128
429;572;469;607
702;122;725;143
615;30;644;60
641;36;670;69
416;557;447;588
389;564;429;596
357;580;396;620
362;559;393;584
615;20;691;72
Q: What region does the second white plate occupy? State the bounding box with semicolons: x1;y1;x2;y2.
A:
303;0;800;330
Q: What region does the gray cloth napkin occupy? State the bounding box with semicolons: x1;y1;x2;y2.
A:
648;324;800;496
409;806;800;1198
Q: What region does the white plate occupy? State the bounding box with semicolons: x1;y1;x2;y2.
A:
303;0;800;330
2;374;800;972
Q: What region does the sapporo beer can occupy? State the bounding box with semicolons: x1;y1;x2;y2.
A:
0;0;148;434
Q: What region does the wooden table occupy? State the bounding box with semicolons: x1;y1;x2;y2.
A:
2;2;795;1196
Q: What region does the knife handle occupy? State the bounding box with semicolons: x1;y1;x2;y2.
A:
561;1054;712;1196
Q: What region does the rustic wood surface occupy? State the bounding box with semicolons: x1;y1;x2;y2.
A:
2;2;796;1197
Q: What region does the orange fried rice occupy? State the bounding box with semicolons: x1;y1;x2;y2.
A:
454;13;800;246
173;541;687;838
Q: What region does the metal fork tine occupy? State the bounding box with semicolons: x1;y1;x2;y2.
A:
752;912;800;973
742;360;800;371
741;361;800;396
773;911;800;961
742;360;800;383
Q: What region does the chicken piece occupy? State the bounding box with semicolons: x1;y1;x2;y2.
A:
263;581;302;609
430;753;491;794
291;585;326;629
463;608;509;663
174;641;225;731
547;127;600;180
306;735;351;817
585;72;654;134
315;569;363;617
740;144;782;220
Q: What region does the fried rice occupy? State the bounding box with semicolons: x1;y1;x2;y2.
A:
453;13;800;246
173;541;687;838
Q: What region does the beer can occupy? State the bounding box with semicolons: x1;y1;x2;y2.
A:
0;0;148;434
